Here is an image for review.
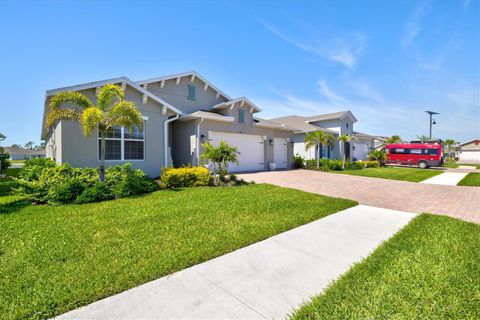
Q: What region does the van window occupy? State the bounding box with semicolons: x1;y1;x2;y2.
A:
391;148;407;154
410;149;422;154
424;149;439;155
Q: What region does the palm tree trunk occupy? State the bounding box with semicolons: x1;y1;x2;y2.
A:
342;141;346;169
316;143;320;169
100;131;106;182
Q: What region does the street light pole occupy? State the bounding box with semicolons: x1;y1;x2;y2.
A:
425;111;439;139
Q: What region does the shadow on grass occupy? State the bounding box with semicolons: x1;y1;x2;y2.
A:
0;199;31;215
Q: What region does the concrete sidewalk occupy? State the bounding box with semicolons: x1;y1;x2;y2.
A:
57;205;416;320
420;172;468;186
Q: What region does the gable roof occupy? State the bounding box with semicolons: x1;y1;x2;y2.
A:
458;138;480;147
41;77;182;139
211;97;262;113
304;110;357;123
136;71;232;101
269;115;337;134
253;117;294;131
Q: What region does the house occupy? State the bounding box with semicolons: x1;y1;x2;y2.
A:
270;111;372;161
42;72;294;177
4;146;46;160
456;139;480;163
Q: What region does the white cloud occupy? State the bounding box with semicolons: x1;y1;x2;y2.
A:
401;2;429;49
317;79;350;105
261;21;367;68
348;78;385;103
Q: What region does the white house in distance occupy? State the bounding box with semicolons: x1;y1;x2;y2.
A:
456;138;480;163
270;111;374;161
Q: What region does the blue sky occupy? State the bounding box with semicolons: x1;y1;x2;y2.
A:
0;0;478;146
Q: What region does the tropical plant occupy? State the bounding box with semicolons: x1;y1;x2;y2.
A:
338;134;355;169
417;135;429;143
324;133;335;158
368;149;387;166
385;135;402;144
46;84;143;181
304;131;332;169
293;153;305;169
24;141;35;150
444;139;456;159
200;141;239;185
0;146;11;172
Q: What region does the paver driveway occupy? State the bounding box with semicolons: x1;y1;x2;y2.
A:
238;170;480;224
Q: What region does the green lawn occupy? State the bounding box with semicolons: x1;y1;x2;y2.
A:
0;182;356;319
457;172;480;186
291;214;480;320
332;166;442;182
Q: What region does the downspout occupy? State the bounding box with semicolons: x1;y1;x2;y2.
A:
196;117;204;166
164;114;180;168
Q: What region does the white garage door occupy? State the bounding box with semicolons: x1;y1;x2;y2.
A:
459;150;480;161
274;138;288;169
208;131;265;172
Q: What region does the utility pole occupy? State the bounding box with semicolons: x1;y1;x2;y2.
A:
425;111;439;139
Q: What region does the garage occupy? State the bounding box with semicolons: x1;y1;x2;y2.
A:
208;131;265;172
274;137;288;169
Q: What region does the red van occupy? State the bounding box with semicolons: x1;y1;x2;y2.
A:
385;142;443;169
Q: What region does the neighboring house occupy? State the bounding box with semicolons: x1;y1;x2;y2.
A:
42;72;294;176
270;111;371;161
456;138;480;163
5;146;46;160
351;131;375;161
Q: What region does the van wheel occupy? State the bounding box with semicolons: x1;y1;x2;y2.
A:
418;161;428;169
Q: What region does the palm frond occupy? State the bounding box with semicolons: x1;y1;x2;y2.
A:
80;107;106;137
49;91;93;111
46;108;82;128
97;84;125;112
107;100;143;131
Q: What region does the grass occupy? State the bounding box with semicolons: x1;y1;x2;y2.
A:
331;166;442;182
10;160;25;164
457;172;480;186
291;214;480;320
0;182;356;319
443;159;459;168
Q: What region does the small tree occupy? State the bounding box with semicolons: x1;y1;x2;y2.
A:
201;141;239;185
417;135;429;143
338;134;355;169
304;130;325;169
24;141;35;150
444;139;456;159
0;147;11;173
46;84;143;181
368;149;387;166
385;135;401;144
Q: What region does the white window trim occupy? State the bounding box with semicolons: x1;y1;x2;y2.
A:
97;124;145;162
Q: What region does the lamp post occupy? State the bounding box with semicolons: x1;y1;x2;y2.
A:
425;111;439;139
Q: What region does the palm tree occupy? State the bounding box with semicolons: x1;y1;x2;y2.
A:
324;134;335;159
304;130;326;169
46;84;143;181
417;135;429;143
24;141;35;150
385;135;401;144
201;141;239;185
338;134;355;169
444;139;456;159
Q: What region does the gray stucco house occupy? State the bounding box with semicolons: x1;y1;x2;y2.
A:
42;72;294;177
42;71;373;177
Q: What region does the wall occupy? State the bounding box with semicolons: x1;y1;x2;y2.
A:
52;85;175;177
144;77;227;113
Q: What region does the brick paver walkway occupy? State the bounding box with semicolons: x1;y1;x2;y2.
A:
238;170;480;224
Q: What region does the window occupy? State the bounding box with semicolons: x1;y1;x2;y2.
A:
424;149;439;155
391;148;407;154
188;84;196;101
410;149;422;154
238;109;245;123
98;124;145;161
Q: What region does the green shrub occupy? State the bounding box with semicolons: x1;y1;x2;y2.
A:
293;154;305;168
346;161;364;170
0;146;11;171
326;159;344;170
19;158;57;181
48;178;86;204
368;150;387;166
75;182;114;204
14;161;157;204
161;166;211;188
365;160;380;168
